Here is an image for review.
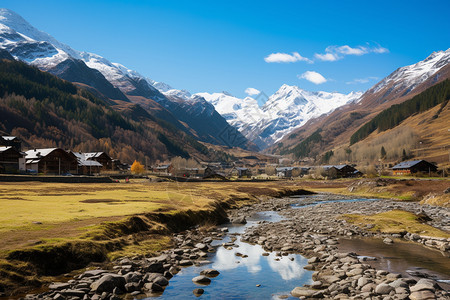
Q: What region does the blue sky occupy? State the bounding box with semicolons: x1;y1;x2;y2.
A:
2;0;450;105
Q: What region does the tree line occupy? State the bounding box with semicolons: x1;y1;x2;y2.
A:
350;79;450;145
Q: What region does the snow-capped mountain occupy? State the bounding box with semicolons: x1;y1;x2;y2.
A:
367;49;450;97
195;85;361;149
0;8;250;149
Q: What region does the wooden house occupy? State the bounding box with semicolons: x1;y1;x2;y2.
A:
0;146;25;173
84;152;112;170
276;167;294;178
322;164;360;178
25;148;77;175
69;152;103;175
154;164;174;174
231;167;251;178
391;160;437;176
0;136;22;151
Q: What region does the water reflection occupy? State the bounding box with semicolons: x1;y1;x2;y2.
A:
213;237;309;281
147;210;313;299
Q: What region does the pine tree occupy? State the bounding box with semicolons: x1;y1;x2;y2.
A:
381;146;387;159
402;149;407;161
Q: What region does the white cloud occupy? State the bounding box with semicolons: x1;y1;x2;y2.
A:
333;45;368;55
314;53;339;62
372;46;389;54
298;71;327;84
245;87;260;96
264;52;312;63
315;43;389;62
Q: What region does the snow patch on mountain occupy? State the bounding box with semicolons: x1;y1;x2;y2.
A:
369;48;450;95
195;85;361;149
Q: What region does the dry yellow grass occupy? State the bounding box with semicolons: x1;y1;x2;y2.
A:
342;210;450;238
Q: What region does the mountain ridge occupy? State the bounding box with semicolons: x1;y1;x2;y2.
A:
272;49;450;161
0;8;251;150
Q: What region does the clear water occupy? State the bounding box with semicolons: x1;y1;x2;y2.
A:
146;211;312;299
338;237;450;287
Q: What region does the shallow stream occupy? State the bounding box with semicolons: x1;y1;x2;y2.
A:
147;211;312;299
148;195;450;298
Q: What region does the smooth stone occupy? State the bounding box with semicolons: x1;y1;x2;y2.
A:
193;288;204;297
409;290;437;300
375;283;394;295
90;274;126;293
144;282;163;292
410;283;435;292
383;237;394;244
291;287;317;297
200;268;220;277
192;275;211;284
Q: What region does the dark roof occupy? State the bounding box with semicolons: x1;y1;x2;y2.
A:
392;160;434;169
321;164;353;170
235;167;249;171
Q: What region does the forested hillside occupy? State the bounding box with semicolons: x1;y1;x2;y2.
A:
0;59;219;163
350;79;450;145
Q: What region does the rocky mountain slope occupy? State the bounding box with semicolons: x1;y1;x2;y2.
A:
194;85;360;149
272;49;450;161
0;8;250;149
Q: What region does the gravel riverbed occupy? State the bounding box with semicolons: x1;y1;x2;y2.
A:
24;194;450;300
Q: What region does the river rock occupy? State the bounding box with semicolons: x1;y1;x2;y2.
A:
410;283;435;293
375;283;394;295
200;268;220;277
90;274;126;293
409;290;436;300
291;287;317;297
49;283;71;290
192;275;211;284
144;282;163;292
179;260;193;266
383;237;394;244
193;288;204;296
232;216;247;224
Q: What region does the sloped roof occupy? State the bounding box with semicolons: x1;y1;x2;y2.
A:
156;164;171;169
25;148;58;159
1;136;18;141
68;151;103;167
0;146;12;152
392;160;426;169
0;146;24;156
276;167;295;171
321;164;352;170
84;152;110;159
79;160;102;167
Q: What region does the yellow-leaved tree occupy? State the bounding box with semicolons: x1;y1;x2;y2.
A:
131;160;145;174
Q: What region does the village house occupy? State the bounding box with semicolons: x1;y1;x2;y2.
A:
231;167;251;178
154;164;174;174
203;166;227;180
0;136;22;151
68;152;103;175
83;152;113;170
276;167;295;178
25;148;78;175
321;164;361;178
391;160;437;176
0;146;25;173
174;167;202;178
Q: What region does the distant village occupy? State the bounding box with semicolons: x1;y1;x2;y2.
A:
0;136;439;179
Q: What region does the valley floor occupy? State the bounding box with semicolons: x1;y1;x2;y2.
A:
0;177;448;296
